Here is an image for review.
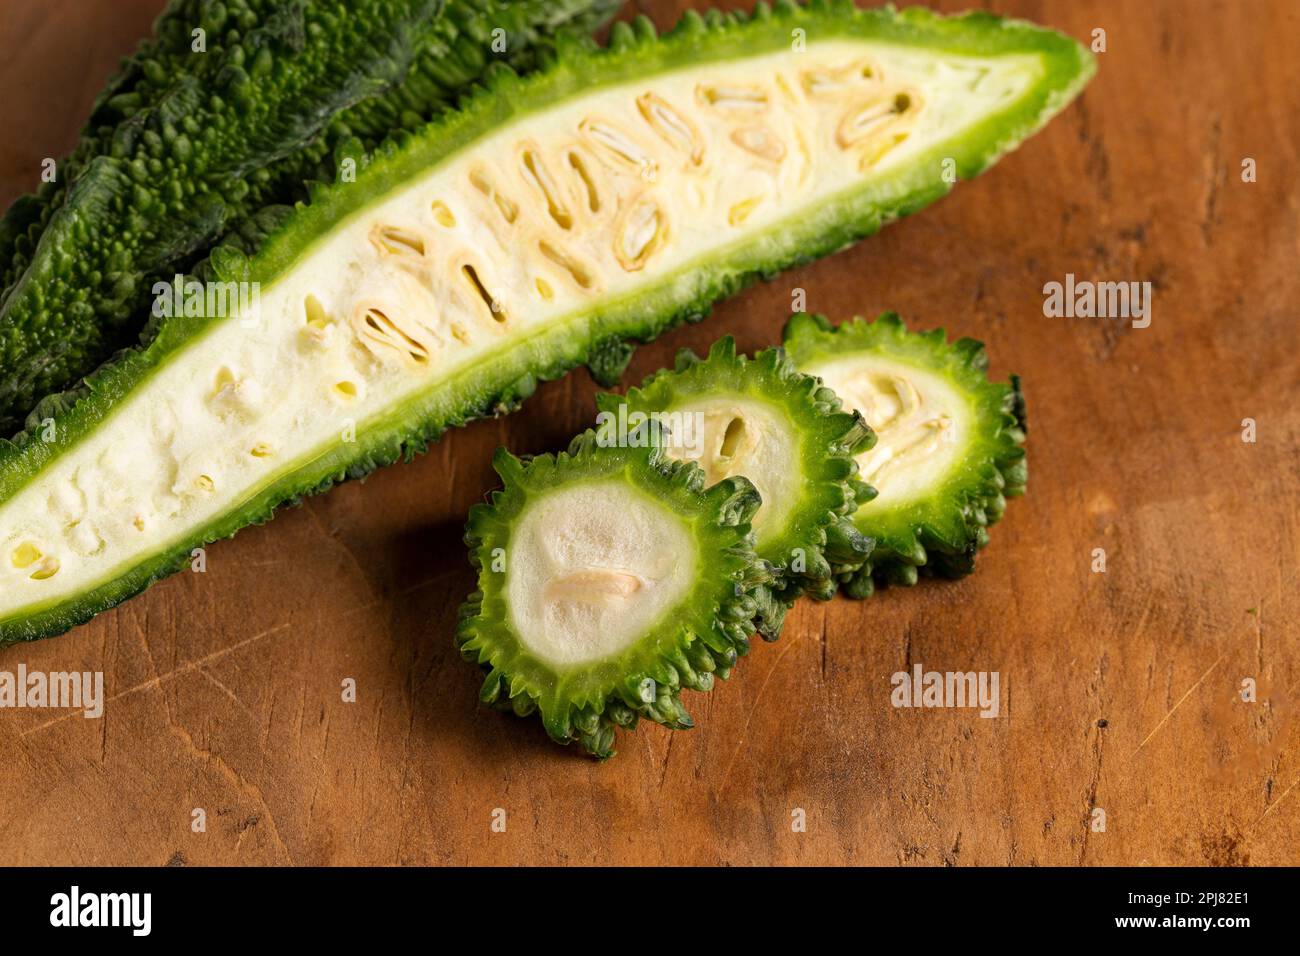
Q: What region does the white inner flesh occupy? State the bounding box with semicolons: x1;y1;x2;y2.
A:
505;481;695;668
0;40;1040;615
660;396;798;550
805;355;973;511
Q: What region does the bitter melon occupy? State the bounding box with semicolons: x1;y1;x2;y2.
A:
0;2;1090;645
0;0;620;433
597;337;874;639
457;426;768;757
783;312;1026;596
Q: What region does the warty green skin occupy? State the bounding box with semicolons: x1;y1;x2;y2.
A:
0;0;621;435
219;0;625;225
782;312;1027;597
0;0;448;435
0;0;1091;646
0;0;257;302
458;427;769;758
597;338;875;640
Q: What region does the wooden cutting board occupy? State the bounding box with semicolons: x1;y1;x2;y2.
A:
0;0;1296;866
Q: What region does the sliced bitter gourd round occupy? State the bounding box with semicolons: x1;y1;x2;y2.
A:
456;426;769;758
783;312;1026;597
596;338;874;639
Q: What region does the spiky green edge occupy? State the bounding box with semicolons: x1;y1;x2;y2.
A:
782;311;1026;597
0;0;1089;644
456;427;769;758
596;337;875;638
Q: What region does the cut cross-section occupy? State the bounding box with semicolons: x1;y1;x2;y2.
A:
598;338;874;637
457;427;770;758
784;312;1027;596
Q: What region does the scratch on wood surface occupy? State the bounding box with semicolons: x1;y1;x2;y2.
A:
657;731;674;791
1249;772;1300;835
197;667;258;723
303;501;377;596
1078;724;1106;864
19;622;292;738
818;606;828;681
165;716;294;863
1252;606;1264;674
716;637;802;793
1131;652;1226;756
335;573;452;622
1201;114;1223;246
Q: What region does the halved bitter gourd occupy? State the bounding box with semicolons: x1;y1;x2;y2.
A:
457;426;769;758
783;312;1026;597
0;3;1090;645
596;338;874;639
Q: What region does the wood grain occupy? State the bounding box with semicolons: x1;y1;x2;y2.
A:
0;0;1296;866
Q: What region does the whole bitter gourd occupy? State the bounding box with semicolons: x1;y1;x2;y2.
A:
597;337;875;639
0;2;1089;645
783;311;1027;596
457;426;769;758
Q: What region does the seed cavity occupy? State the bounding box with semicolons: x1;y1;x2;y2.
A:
469;167;518;224
208;367;261;418
719;416;747;460
863;414;953;485
430;200;457;228
697;83;769;112
250;443;273;458
543;569;643;606
461;265;507;323
369;224;427;258
730;124;786;162
801;60;882;97
837;90;920;149
841;371;958;486
859;131;911;169
211;366;236;398
567;150;602;213
520;148;574;230
636;93;704;165
11;541;42;569
359;306;434;363
614;196;666;272
304;294;329;328
539;240;594;290
579;117;657;177
301;294;333;347
29;555;60;580
333;381;359;401
728;196;762;226
535;277;554;300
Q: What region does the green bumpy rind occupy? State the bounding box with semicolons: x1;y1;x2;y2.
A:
456;426;771;758
0;0;272;303
596;337;875;640
782;312;1027;598
0;0;1087;645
